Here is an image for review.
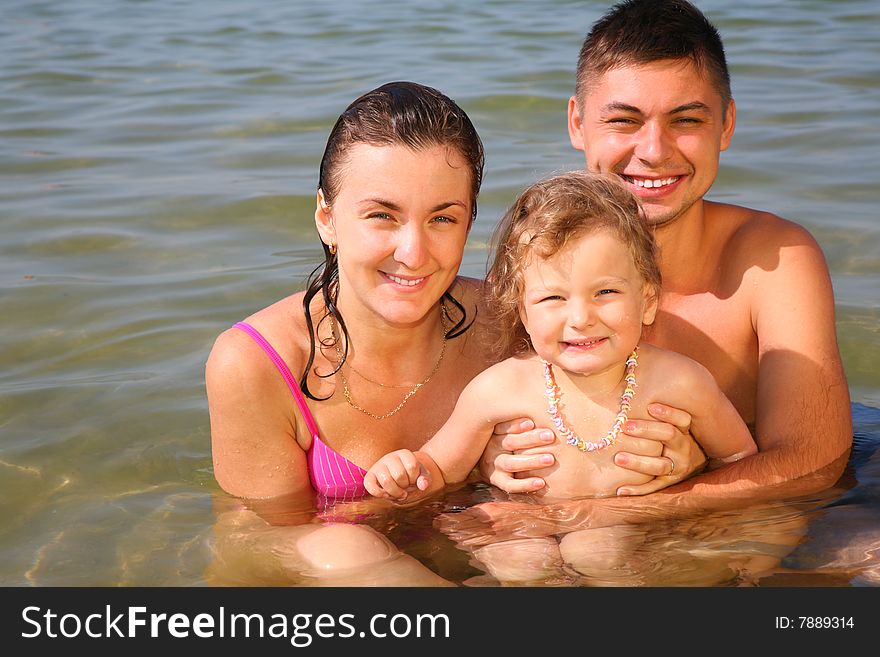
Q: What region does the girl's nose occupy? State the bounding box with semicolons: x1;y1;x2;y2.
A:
568;299;595;329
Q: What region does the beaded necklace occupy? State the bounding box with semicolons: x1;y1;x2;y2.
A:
542;347;639;452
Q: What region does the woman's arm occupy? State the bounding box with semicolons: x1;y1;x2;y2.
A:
206;328;312;499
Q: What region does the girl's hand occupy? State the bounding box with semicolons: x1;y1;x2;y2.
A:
364;450;430;500
614;403;708;496
478;419;556;493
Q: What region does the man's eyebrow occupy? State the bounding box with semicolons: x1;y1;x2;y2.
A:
601;102;642;115
600;101;712;115
670;101;711;114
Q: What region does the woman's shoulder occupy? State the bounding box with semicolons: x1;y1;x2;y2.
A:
207;293;309;384
450;276;484;307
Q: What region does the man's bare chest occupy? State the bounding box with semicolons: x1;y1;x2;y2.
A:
643;291;758;421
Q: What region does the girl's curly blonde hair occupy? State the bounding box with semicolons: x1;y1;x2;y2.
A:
486;171;661;359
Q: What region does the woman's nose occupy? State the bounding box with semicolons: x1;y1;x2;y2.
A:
394;223;429;270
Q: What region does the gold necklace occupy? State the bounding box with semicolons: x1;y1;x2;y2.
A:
332;310;448;420
343;303;453;388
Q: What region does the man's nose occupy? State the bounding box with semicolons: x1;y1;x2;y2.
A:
633;121;673;166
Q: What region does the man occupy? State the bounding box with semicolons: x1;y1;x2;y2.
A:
481;0;851;515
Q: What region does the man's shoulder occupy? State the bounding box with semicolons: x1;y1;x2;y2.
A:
707;201;825;270
708;201;817;245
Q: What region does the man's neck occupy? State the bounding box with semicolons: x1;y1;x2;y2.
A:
653;199;713;293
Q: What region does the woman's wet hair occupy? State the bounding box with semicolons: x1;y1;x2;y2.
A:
487;170;661;359
301;81;485;399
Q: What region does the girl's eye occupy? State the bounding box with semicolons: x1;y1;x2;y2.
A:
540;295;564;302
597;288;619;296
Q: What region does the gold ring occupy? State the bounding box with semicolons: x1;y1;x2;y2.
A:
667;456;676;476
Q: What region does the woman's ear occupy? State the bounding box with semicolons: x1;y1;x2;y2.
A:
314;189;336;248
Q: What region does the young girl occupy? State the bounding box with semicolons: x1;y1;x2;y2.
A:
365;171;757;504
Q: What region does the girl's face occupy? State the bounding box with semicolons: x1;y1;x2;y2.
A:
316;143;473;327
520;228;657;377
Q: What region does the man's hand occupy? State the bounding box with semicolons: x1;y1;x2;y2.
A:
614;403;707;495
481;407;708;497
478;419;555;493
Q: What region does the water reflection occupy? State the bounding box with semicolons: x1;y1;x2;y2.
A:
205;436;880;587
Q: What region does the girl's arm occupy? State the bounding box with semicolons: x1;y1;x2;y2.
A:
421;363;520;483
667;357;758;467
365;364;517;502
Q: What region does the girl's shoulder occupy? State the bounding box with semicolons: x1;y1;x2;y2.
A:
468;352;541;389
636;343;716;395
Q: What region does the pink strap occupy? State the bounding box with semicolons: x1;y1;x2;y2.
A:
232;322;321;440
232;322;368;498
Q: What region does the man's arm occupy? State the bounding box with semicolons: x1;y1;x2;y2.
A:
742;220;851;481
481;409;709;495
621;219;851;501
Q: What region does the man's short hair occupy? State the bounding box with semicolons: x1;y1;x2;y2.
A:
576;0;731;110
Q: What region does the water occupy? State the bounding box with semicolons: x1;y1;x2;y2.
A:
1;0;878;587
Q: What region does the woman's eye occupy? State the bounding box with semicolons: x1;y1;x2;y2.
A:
432;215;457;224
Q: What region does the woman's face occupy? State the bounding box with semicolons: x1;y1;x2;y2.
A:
316;143;473;327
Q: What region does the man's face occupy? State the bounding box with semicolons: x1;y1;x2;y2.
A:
568;59;735;228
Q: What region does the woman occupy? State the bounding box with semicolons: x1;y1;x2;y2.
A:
205;81;699;583
207;81;493;504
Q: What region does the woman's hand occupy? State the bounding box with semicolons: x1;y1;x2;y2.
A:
613;403;708;496
478;419;555;493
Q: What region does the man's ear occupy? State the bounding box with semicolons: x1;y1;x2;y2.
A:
314;189;336;247
720;98;736;152
567;96;586;152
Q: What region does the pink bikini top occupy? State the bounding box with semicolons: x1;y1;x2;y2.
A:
232;322;368;501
